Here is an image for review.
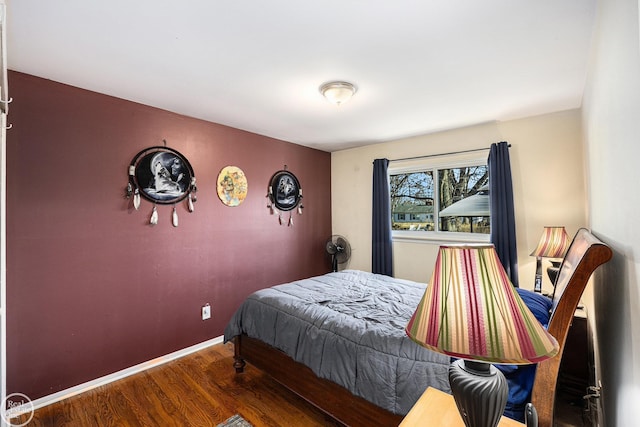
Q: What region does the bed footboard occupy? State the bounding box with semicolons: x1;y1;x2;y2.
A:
233;334;403;427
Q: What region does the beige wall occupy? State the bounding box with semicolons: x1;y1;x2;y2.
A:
332;109;586;291
582;0;640;425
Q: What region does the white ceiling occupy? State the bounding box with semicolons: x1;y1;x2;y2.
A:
5;0;597;152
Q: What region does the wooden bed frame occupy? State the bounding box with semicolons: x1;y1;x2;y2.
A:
232;228;611;427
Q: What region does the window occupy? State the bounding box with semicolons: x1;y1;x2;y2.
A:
389;153;490;242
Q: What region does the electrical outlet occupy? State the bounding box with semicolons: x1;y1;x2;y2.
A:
201;303;211;320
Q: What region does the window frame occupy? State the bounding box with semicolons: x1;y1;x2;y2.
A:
388;151;491;244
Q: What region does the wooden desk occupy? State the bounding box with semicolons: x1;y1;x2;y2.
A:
399;387;526;427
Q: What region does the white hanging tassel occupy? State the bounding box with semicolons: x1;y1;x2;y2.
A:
288;214;293;226
189;177;197;212
298;204;303;215
187;193;194;213
172;206;179;227
150;205;158;226
133;188;141;210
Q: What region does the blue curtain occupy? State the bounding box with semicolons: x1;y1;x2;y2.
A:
372;158;393;276
489;142;519;286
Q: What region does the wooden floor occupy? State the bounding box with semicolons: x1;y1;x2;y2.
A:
11;341;587;427
12;342;340;427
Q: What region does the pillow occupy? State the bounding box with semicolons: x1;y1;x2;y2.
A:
498;288;552;422
515;287;553;327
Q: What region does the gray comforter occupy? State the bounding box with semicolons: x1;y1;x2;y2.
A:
223;270;450;415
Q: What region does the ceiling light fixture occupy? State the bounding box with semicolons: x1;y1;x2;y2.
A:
320;81;357;106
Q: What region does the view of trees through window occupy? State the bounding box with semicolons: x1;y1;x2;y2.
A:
390;164;490;234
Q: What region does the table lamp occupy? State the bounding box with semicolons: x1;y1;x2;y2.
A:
406;244;559;427
531;226;569;294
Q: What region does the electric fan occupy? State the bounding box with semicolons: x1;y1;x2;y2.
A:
325;235;352;272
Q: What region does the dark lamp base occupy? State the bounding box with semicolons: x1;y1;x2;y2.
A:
449;359;508;427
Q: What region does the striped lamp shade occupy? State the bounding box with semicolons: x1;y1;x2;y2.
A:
406;244;559;364
530;226;570;258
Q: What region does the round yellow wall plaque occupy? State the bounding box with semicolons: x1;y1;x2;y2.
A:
217;166;248;206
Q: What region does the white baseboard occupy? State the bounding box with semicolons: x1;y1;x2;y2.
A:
28;335;225;412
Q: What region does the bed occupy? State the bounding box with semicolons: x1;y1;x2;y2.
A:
224;270;451;425
224;228;611;427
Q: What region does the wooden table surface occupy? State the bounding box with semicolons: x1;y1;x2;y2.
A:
399;387;526;427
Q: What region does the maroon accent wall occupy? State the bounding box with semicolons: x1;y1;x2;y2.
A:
6;72;332;400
